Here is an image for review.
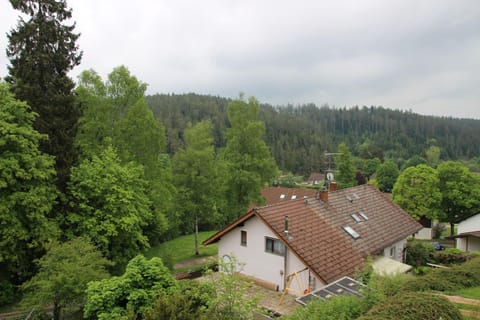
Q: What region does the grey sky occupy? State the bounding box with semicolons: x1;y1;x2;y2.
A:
1;0;479;119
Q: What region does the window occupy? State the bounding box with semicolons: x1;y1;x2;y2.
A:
343;226;360;239
280;194;286;199
358;211;369;221
390;246;396;258
241;230;247;246
291;195;297;200
265;237;285;255
351;213;362;223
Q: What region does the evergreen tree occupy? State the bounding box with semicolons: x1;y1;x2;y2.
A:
0;83;59;282
222;95;277;220
6;0;82;190
335;143;356;188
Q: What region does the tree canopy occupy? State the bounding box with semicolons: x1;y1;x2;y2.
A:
376;160;399;193
222;95;278;220
0;83;59;282
66;146;153;271
437;161;480;235
6;0;82;189
392;164;442;220
21;237;111;320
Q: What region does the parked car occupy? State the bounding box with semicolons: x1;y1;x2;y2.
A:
432;242;445;251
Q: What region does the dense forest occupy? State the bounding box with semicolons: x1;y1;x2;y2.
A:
146;94;480;176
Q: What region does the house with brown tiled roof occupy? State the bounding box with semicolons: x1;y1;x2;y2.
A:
247;186;317;211
306;172;324;185
203;184;422;295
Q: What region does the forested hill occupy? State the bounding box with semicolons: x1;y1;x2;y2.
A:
146;93;480;176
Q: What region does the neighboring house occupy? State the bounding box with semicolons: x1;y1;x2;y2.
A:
247;186;317;211
204;184;422;295
452;213;480;252
306;172;324;185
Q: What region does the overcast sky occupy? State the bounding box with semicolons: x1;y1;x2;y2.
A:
1;0;479;119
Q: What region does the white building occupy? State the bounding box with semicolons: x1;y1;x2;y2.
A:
204;184;422;295
453;214;480;252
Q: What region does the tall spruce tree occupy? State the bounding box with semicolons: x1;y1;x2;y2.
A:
6;0;82;190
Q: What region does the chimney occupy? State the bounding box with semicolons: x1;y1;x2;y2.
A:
320;189;328;202
329;181;337;192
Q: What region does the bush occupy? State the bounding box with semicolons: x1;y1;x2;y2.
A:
144;280;213;320
358;292;462;320
405;240;434;267
403;255;480;292
284;295;365;320
0;280;16;306
431;247;475;265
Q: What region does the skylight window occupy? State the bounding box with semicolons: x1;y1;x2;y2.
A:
351;213;362;223
280;194;286;199
358;211;369;220
291;195;297;200
343;226;360;239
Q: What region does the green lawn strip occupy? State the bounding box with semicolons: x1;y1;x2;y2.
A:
454;303;480;312
144;231;218;265
452;286;480;300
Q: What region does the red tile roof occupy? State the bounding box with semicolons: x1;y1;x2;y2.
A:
248;186;317;211
204;184;422;284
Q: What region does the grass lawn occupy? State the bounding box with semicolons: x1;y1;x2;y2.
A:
452;286;480;300
144;231;218;266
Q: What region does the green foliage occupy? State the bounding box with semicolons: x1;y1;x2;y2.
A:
222;95;278;220
173;121;224;248
21;238;111;320
206;255;260;320
66;146;153;271
437;161;480;235
402;155;428;170
363;158;381;180
6;0;82;190
403;256;480;292
392;164;441;220
335;143;356;188
84;255;177;320
143;280;213;320
147;95;480;176
75;67;174;242
0;83;59;281
431;248;476;265
405;240;434;267
358;291;462;320
425;146;441;167
284;295;365;320
375;160;399;193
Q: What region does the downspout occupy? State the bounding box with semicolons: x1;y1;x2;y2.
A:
283;215;289;290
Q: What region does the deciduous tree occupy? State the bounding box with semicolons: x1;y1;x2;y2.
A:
173;121;223;254
437;161;480;235
392;164;441;220
375;160;399;193
21;238;111;320
84;255;176;319
6;0;82;190
66;146;153;271
0;83;58;282
222;95;277;220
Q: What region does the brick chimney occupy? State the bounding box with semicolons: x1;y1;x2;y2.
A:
329;181;337;192
320;189;328;202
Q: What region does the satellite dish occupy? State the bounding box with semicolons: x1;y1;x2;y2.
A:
327;172;334;181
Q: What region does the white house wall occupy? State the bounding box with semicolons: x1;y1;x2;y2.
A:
457;237;480;252
382;238;407;262
458;214;480;234
218;216;287;291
